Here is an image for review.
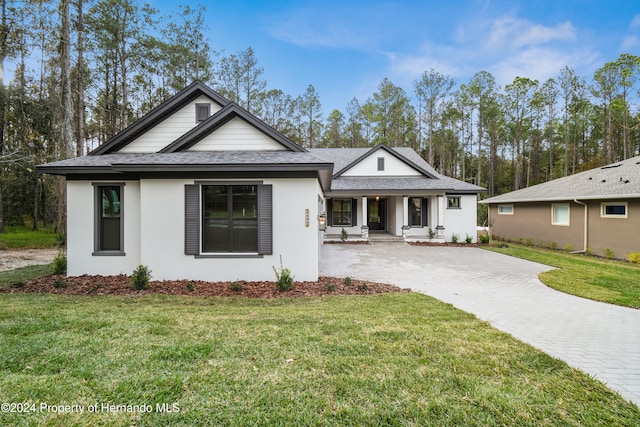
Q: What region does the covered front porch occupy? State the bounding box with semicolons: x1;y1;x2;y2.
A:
322;194;447;243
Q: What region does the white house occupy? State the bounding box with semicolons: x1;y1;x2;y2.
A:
38;81;485;282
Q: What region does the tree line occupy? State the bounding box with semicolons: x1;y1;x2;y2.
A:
1;0;639;233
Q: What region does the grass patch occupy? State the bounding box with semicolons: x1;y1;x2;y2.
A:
0;264;53;287
485;243;640;309
0;293;637;425
0;225;59;249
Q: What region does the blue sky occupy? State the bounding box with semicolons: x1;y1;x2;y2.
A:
172;0;638;113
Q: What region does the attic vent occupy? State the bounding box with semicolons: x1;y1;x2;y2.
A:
601;164;621;169
623;180;630;184
601;179;606;183
588;177;592;180
196;103;210;123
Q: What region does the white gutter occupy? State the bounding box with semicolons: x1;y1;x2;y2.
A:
572;199;588;253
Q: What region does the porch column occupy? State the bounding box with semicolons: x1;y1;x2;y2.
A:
402;196;410;238
361;196;369;238
436;195;445;238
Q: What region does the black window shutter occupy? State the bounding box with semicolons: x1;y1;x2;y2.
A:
422;198;428;227
326;199;333;226
351;199;358;227
257;184;273;255
185;184;200;255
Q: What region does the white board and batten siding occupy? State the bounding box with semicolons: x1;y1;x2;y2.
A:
342;148;422;176
188;117;287;151
117;95;221;153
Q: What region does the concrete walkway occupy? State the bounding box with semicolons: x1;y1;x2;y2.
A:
320;242;640;406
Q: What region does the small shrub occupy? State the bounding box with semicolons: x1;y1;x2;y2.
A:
273;256;294;292
603;248;615;259
428;228;436;240
516;237;524;245
324;282;336;292
356;283;369;292
184;281;195;292
628;252;640;264
229;281;245;292
478;233;490;244
465;234;473;244
585;247;593;256
343;276;352;286
525;238;534;247
130;264;152;290
549;241;558;250
451;233;459;244
340;228;349;242
564;243;573;252
536;240;544;248
52;253;67;275
53;279;67;288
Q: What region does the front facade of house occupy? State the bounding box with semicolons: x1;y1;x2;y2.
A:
38;82;484;282
482;156;640;258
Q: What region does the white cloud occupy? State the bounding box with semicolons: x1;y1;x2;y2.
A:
630;14;640;29
621;35;640;51
485;15;576;50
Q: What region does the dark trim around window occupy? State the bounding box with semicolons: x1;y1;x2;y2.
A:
329;198;357;227
196;103;211;123
408;197;428;227
185;181;271;257
93;182;125;256
447;196;461;209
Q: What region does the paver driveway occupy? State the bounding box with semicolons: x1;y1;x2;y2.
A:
320;242;640;406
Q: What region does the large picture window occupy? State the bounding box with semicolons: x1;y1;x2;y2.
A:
202;185;258;253
332;199;353;226
185;183;271;257
94;183;124;255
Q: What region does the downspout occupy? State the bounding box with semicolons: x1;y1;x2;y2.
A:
572;199;588;253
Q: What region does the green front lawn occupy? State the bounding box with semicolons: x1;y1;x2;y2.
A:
485;243;640;309
0;292;637;426
0;225;60;249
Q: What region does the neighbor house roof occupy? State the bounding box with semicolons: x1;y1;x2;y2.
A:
482;155;640;203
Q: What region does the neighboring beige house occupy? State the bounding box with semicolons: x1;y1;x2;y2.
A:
481;156;640;258
37;81;484;282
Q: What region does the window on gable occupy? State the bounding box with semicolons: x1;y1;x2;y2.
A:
196;103;210;123
377;157;385;171
498;204;513;215
447;196;461;209
94;183;124;255
185;183;272;257
552;203;570;226
601;202;627;218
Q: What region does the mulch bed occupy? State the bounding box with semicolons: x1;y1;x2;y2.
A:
0;274;411;298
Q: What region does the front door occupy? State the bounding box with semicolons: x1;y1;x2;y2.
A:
367;198;386;231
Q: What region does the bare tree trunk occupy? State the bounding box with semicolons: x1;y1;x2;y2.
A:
76;0;84;157
57;0;74;234
0;0;7;233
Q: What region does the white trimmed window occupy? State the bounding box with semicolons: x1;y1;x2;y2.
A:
601;202;628;218
552;203;570;226
498;204;513;215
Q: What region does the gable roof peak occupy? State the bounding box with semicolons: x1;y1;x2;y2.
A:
90;81;230;155
333;143;436;178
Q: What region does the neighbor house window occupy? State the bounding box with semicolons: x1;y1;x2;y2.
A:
202;185;258;253
196;103;210;123
94;183;124;255
552;203;570;226
332;199;353;226
185;183;271;257
601;202;628;218
409;197;424;226
447;196;461;209
377;157;385;171
498;204;513;215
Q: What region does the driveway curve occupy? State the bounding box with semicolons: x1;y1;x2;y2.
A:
320;242;640;406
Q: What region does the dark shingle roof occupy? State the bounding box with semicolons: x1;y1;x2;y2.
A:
482;156;640;203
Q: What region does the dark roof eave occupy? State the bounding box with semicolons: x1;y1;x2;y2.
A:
110;163;333;173
35;166;116;176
